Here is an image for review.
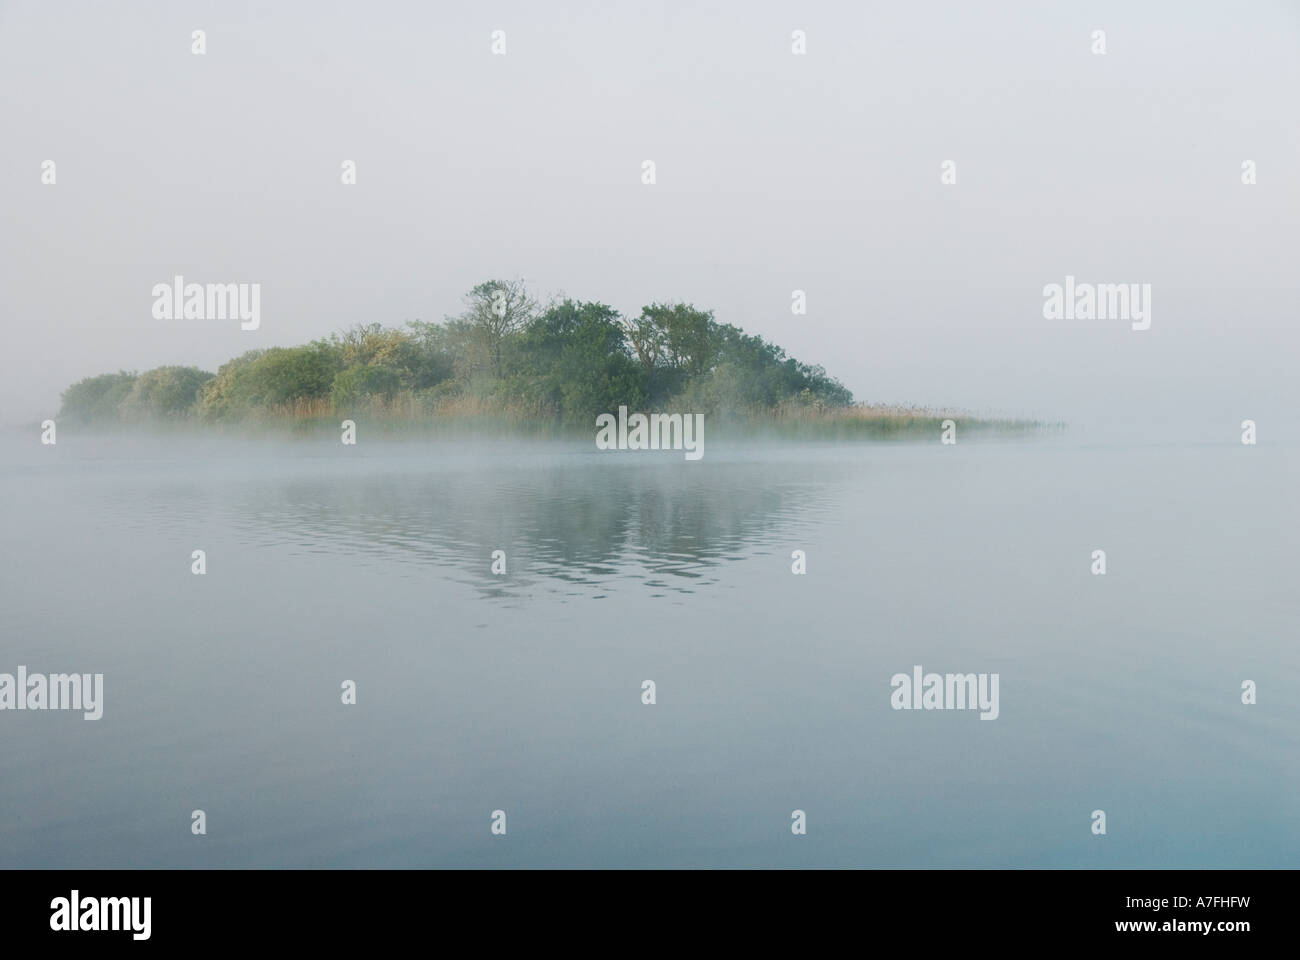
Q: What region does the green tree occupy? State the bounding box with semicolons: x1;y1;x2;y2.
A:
453;279;539;378
196;342;342;419
64;288;853;425
511;300;645;420
331;364;401;409
196;350;265;420
333;323;420;376
404;320;458;389
646;303;718;378
243;341;342;406
120;366;214;420
59;371;139;423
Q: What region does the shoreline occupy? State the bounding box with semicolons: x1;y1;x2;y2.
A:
30;405;1057;444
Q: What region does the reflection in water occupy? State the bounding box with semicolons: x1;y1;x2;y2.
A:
5;434;1300;868
112;451;848;599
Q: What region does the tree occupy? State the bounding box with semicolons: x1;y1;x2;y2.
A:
120;366;214;420
333;323;418;371
62;286;855;425
196;350;265;420
59;371;139;423
622;312;667;370
629;303;719;401
331;364;401;409
511;300;646;420
645;303;718;378
196;342;341;419
454;278;539;377
404;320;456;388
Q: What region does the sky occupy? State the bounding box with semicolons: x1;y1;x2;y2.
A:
1;0;1297;440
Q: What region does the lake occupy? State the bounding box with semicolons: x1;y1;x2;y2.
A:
1;430;1296;867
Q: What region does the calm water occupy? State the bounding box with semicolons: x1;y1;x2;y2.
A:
1;430;1296;867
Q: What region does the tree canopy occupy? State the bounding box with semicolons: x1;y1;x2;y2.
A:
59;280;854;424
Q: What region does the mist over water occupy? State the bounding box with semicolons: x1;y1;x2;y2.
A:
2;429;1295;867
2;0;1296;874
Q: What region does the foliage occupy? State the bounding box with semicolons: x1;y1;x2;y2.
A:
59;371;139;423
120;366;215;420
332;364;401;409
61;281;854;424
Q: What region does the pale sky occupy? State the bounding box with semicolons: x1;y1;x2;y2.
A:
2;0;1297;440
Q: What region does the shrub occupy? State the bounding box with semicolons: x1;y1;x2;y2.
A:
59;371;139;423
332;364;401;409
120;366;214;420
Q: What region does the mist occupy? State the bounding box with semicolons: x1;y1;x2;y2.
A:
1;0;1297;442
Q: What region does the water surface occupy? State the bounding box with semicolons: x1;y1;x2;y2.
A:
1;431;1295;867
